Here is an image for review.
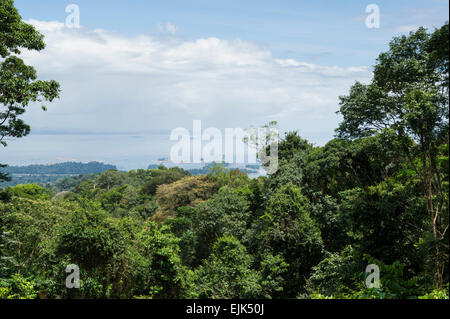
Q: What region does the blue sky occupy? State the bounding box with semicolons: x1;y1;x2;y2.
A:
3;1;449;168
15;0;449;66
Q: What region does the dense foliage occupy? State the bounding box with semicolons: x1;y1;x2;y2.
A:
1;128;448;299
0;1;448;299
0;162;117;187
0;0;60;180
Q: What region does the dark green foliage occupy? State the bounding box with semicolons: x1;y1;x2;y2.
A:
0;163;10;182
132;221;192;298
0;1;448;299
309;192;350;253
1;0;60;181
337;23;449;289
141;167;190;196
56;204;124;270
192;186;251;263
165;206;198;267
259;184;324;297
53;173;101;192
193;236;289;299
306;246;358;297
2;161;116;176
193;236;261;299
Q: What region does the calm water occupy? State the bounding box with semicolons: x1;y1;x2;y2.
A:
1;134;174;171
1;133;266;177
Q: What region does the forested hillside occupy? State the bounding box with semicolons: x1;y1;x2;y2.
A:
0;0;448;299
1;119;449;299
0;162;117;187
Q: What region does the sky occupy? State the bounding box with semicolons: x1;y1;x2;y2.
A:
2;0;449;169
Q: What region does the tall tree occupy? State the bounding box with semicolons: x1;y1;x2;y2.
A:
260;183;323;297
1;0;60;181
337;23;449;288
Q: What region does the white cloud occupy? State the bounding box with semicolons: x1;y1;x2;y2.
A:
21;19;371;144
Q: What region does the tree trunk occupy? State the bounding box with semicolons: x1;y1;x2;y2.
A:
423;145;443;289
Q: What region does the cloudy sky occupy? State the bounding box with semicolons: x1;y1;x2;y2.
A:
2;0;449;168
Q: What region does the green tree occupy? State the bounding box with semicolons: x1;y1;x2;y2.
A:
260;184;324;297
7;183;52;200
164;206;198;267
141;167;190;196
193;236;261;299
96;170;125;191
0;273;36;299
152;175;217;221
132;221;192;298
193;186;250;264
336;24;449;288
306;246;358;297
52;201;128;298
0;0;60;181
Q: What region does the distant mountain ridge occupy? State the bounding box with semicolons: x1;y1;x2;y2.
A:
2;161;116;175
0;161;117;187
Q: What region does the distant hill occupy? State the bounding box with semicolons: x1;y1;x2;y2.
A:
148;162;261;177
0;161;117;187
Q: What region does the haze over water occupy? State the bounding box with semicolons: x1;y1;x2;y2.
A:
1;133;173;171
